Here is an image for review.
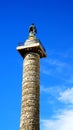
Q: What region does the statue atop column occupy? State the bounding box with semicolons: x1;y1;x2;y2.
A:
29;23;37;36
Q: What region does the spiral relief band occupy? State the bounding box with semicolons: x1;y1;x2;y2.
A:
20;52;40;130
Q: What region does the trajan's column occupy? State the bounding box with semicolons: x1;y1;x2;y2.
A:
16;24;46;130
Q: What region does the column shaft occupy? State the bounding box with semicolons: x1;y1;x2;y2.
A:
20;52;40;130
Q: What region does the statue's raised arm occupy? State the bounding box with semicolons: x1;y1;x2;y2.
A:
29;23;37;36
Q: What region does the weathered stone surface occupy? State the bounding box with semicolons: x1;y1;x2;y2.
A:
20;52;40;130
16;26;46;130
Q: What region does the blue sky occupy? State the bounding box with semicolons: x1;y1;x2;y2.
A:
0;0;73;130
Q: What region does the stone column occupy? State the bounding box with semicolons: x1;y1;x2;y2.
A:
20;52;40;130
16;24;46;130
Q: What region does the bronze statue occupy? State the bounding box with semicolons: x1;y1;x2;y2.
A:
29;23;37;36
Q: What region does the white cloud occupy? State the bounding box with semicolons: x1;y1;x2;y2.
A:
41;87;73;130
40;85;61;97
58;87;73;104
41;69;51;75
46;59;68;68
40;50;73;130
41;86;73;104
66;76;73;84
41;109;73;130
41;86;53;93
41;58;70;79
